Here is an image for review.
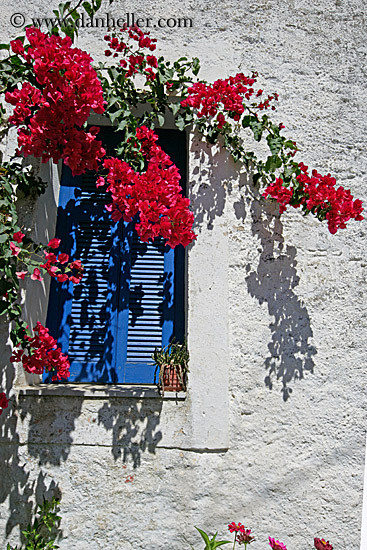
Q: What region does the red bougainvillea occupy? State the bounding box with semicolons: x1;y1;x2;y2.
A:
181;73;278;128
10;322;70;381
263;162;363;233
104;25;158;81
9;233;84;285
5;27;106;175
97;126;196;248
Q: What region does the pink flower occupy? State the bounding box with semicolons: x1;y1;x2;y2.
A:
10;242;21;256
0;392;9;415
13;231;25;243
269;537;287;550
47;238;61;249
314;539;333;550
31;268;43;281
16;271;28;280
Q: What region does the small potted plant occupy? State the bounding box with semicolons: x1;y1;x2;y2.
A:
152;340;189;395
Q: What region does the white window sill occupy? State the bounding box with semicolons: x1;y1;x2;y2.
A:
16;384;186;400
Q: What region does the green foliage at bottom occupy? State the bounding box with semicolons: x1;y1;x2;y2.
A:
7;497;61;550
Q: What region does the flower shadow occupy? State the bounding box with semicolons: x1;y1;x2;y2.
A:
245;197;317;400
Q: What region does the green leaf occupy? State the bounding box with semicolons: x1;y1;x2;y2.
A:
265;154;282;173
266;134;284;157
157;113;165;127
192;57;200;76
195;527;211;547
0;233;9;243
0;302;10;316
175;115;186;131
117;119;127;131
82;1;93;16
0;44;10;50
109;109;123;123
170;103;181;116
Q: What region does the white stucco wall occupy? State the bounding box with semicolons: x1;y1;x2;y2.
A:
1;1;367;549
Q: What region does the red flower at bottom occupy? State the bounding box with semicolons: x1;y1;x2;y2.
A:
314;538;333;550
269;537;287;550
228;522;246;534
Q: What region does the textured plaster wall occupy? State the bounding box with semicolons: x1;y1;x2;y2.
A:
1;0;367;549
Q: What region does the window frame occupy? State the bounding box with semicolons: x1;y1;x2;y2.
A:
44;126;187;384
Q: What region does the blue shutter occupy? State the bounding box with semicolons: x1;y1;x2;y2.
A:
115;231;175;383
45;168;122;382
45;128;185;384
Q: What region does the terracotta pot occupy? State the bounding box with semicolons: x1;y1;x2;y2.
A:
162;365;185;392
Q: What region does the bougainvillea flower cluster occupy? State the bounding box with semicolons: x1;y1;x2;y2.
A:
262;178;294;214
5;27;106;175
181;72;278;128
104;25;158;80
0;392;9;415
10;322;70;381
97;126;196;248
314;538;333;550
262;162;364;233
10;233;84;284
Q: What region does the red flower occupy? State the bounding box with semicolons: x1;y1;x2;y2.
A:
0;392;9;415
44;252;57;262
216;113;226;128
10;322;70;380
13;231;25;243
47;238;61;249
228;522;246;534
262;178;293;214
314;538;333;550
99;126;196;249
10;39;25;56
5;27;106;176
146;55;158;68
16;271;28;280
58;253;69;264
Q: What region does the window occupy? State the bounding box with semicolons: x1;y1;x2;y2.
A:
44;128;186;384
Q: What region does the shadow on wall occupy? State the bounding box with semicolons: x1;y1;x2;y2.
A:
14;392;163;468
1;389;163;540
0;386;62;542
190;136;317;401
244;197;317;401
